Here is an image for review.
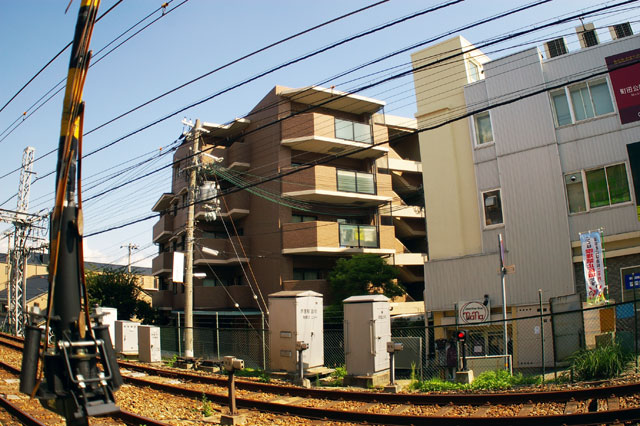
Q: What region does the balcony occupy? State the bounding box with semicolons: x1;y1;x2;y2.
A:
281;113;388;159
282;165;392;206
152;214;174;243
151;252;173;276
151;290;174;309
282;221;395;255
194;236;250;265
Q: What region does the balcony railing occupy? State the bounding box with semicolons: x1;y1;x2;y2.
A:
334;118;372;144
336;170;375;194
339;224;378;248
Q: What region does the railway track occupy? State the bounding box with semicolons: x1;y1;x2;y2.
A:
3;332;640;425
0;355;170;426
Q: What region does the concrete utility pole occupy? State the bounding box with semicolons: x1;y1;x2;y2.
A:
184;119;201;359
121;243;138;273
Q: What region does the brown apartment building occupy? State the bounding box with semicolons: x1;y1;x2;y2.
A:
150;86;426;321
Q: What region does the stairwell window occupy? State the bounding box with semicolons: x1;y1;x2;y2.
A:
473;111;494;146
565;163;631;213
550;78;615;126
482;189;503;227
335;118;372;143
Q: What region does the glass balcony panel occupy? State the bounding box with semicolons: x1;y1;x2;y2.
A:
353;122;372;143
337;170;357;192
359;225;378;247
335;118;354;140
339;224;359;247
356;173;375;194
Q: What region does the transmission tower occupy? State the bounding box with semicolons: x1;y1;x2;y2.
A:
4;147;42;335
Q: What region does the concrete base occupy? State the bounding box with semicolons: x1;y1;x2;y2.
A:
383;384;401;393
294;377;311;388
343;370;390;388
269;366;334;383
220;414;246;425
456;370;474;384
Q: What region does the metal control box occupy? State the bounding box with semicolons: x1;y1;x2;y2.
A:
97;307;117;348
115;320;139;355
138;325;161;363
343;295;391;376
268;291;323;372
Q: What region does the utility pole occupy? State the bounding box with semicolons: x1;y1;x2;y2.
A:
184;119;201;359
121;243;138;273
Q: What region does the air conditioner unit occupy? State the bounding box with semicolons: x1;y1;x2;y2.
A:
576;23;599;48
609;22;633;40
544;38;568;59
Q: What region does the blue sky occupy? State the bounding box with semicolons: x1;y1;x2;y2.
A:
0;0;636;267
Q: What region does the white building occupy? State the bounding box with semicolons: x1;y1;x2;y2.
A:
411;22;640;364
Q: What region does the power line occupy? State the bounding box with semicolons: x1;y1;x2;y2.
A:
85;55;640;238
0;0;124;114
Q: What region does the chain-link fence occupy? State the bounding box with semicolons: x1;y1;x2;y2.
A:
157;300;638;379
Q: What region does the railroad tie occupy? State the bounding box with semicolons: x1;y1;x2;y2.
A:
471;403;491;417
607;396;620;411
564;400;579;415
270;396;303;405
389;405;410;415
360;402;378;412
434;404;454;416
517;403;534;417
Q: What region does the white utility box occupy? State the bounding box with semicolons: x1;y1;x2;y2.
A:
343;295;391;376
97;307;117;348
115;320;139;354
138;325;161;362
268;290;324;372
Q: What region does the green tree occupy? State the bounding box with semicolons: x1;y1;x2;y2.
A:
86;268;157;324
328;254;404;307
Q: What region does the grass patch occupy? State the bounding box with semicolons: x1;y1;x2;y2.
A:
411;369;541;392
568;342;633;381
324;366;347;387
232;367;270;382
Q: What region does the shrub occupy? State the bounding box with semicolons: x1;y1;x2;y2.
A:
568;342;633;381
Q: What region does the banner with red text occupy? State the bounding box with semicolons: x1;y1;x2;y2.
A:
580;231;607;305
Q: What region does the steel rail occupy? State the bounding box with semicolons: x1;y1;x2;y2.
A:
0;359;170;426
122;373;640;426
118;359;640;405
1;334;639;406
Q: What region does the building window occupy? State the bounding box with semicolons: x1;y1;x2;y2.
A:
336;169;375;194
334;118;372;143
482;189;503;227
339;224;378;248
293;269;323;280
550;78;615;126
291;214;317;223
473;111;494;146
467;60;481;83
565;163;631;213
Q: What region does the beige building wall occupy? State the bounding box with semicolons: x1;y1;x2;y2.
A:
411;36;488;260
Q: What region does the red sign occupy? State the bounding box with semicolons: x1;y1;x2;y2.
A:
606;48;640;125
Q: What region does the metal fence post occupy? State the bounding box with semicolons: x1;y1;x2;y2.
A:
178;312;182;357
216;313;220;360
634;285;638;373
539;289;545;383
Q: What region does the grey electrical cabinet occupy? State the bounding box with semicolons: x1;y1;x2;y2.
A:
115;320;139;355
343;295;391;376
138;325;161;363
268;291;323;372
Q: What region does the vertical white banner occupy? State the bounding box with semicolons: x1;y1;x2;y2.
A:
172;251;185;283
579;231;607;305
